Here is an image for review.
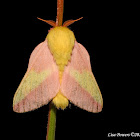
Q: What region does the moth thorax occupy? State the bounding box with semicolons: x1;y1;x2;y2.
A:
46;26;75;71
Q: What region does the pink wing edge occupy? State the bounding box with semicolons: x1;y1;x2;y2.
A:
13;40;60;113
61;41;103;113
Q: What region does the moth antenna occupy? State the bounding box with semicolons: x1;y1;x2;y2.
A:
63;17;83;27
37;17;56;27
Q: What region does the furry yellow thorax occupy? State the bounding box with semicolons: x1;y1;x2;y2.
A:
46;26;76;109
47;26;75;71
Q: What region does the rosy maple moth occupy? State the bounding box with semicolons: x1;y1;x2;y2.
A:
13;23;103;113
13;0;103;114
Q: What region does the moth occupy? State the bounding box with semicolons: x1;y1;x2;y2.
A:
13;18;103;113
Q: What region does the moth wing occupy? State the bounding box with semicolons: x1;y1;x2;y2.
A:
61;41;103;113
13;40;60;113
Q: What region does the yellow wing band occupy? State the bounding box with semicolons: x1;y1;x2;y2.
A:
13;69;51;106
70;69;103;105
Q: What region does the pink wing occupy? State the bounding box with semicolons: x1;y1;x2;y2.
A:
13;40;60;113
61;41;103;113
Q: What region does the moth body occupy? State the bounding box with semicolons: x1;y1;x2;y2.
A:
47;26;75;109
